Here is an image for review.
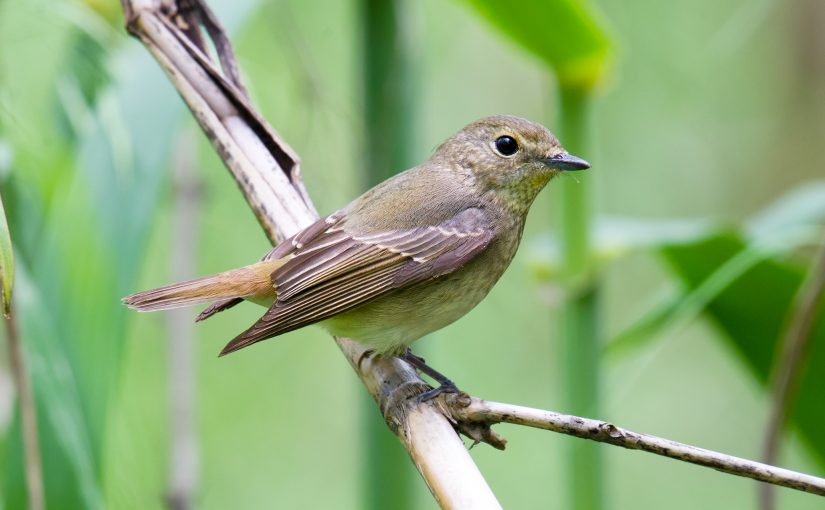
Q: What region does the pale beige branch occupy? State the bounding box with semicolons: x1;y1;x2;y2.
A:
444;394;825;497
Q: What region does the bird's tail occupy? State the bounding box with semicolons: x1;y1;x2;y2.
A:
123;259;283;312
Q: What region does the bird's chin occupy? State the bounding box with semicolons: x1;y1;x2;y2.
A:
526;168;557;188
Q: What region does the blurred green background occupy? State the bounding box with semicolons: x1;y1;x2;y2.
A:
1;0;824;508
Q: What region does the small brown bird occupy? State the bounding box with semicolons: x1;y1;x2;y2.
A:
124;115;588;396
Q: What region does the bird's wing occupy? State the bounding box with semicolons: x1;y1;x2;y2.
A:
220;208;493;355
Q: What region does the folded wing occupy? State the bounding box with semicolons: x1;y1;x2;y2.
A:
220;208;493;355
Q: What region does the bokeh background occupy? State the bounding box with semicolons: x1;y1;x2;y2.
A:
1;0;824;508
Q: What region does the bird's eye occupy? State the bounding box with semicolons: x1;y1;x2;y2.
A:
494;135;519;157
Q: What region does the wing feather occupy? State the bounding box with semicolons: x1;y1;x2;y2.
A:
219;207;494;355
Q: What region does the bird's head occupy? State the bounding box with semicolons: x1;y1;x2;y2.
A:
434;115;589;212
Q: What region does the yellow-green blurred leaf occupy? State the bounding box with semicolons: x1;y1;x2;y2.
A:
0;191;13;316
80;0;122;27
460;0;615;91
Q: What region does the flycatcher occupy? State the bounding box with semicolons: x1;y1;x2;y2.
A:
124;115;589;395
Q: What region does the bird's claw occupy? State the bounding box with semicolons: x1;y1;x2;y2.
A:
416;382;459;403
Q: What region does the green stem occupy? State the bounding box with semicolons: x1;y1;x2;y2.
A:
360;1;416;508
557;86;603;510
558;88;591;277
362;0;415;183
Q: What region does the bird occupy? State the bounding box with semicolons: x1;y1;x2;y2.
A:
123;115;589;398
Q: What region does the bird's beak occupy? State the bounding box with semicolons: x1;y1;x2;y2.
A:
542;152;590;171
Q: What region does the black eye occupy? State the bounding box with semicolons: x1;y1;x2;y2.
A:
494;135;519;156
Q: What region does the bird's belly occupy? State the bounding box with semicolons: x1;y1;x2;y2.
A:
321;243;514;354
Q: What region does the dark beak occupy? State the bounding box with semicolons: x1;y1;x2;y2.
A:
542;153;590;171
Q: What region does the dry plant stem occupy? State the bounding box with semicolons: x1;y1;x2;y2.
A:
447;395;825;497
760;236;825;510
5;312;44;510
121;0;825;506
121;2;502;508
165;133;201;510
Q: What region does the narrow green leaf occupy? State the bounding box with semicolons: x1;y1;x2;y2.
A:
605;290;681;357
459;0;615;91
0;190;13;316
606;235;776;357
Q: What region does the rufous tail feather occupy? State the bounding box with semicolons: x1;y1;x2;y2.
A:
195;297;244;322
123;259;282;312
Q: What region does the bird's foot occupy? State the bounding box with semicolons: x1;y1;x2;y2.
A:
403;349;427;366
401;348;463;402
357;349;376;372
416;381;459;402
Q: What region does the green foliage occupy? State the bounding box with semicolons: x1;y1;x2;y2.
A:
605;238;773;356
459;0;614;91
601;182;825;467
0;190;13;316
661;233;825;467
0;4;181;506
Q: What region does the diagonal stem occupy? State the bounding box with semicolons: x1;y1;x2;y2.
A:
760;233;825;510
165;132;201;510
6;310;44;510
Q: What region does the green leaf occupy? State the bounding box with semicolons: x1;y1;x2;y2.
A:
459;0;615;91
605;290;681;358
603;181;825;355
0;189;13;316
661;232;825;467
12;265;104;509
606;235;782;358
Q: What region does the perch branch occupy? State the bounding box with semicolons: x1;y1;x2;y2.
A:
120;0;825;507
443;394;825;497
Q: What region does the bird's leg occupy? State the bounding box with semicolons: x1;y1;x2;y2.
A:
401;348;460;401
357;349;376;372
